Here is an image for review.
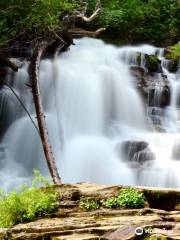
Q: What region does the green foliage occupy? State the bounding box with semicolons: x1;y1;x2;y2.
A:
0;170;58;228
79;199;100;211
88;0;180;45
166;44;180;59
79;188;145;211
0;0;179;46
0;0;80;45
101;196;120;208
102;188;145;209
117;188;145;208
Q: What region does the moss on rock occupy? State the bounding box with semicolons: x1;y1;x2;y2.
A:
145;54;162;73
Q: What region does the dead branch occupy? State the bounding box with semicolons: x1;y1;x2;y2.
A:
0;53;18;72
29;41;61;184
68;27;106;38
76;0;101;22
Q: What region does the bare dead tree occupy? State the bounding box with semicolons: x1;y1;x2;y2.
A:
29;41;62;184
75;0;101;23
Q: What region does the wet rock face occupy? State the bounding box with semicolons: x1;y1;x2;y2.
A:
148;85;170;108
168;59;179;73
144;54;162;73
121;141;155;164
130;65;171;110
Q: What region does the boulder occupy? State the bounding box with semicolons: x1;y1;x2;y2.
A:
121;141;155;164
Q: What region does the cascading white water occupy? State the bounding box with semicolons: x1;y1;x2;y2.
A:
0;37;180;190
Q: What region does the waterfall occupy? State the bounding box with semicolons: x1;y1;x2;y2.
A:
0;37;180;190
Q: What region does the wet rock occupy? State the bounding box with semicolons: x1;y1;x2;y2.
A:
121;141;155;164
0;145;6;161
148;85;170;108
160;86;171;108
130;64;170;110
136;52;142;66
168;59;179;73
145;54;162;73
130;66;145;80
134;150;156;163
172;141;180;160
144;190;177;211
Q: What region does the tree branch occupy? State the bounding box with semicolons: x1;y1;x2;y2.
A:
76;0;101;22
0;53;18;72
68;27;106;38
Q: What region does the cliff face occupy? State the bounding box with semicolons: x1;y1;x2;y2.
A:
1;183;180;240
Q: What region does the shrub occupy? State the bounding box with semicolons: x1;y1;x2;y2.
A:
117;188;145;208
88;0;180;45
79;199;100;211
0;170;58;228
102;188;145;209
101;196;120;208
165;44;180;59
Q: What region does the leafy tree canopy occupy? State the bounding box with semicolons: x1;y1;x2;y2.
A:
0;0;179;46
87;0;180;46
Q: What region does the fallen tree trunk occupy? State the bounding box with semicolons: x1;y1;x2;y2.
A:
29;41;61;184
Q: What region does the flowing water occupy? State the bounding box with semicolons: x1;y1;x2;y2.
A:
0;38;180;190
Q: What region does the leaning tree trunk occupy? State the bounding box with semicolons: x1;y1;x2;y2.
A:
29;41;61;184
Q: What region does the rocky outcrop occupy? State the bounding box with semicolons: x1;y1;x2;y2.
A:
1;183;180;239
130;66;170;109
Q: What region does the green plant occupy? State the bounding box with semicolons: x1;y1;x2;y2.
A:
88;0;180;45
101;196;119;208
117;188;145;208
0;0;81;45
79;199;100;211
102;188;145;209
165;44;180;59
0;170;58;228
